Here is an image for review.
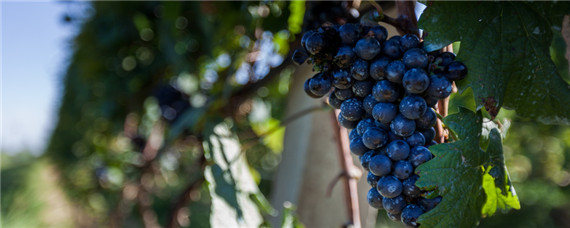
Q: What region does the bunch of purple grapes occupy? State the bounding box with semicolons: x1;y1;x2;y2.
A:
293;23;467;227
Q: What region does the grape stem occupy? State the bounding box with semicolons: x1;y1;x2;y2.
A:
330;109;362;228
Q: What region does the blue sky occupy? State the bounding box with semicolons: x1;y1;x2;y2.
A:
2;1;76;154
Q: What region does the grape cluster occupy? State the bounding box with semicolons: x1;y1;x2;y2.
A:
294;23;467;227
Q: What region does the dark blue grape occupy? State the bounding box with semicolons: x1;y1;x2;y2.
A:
349;128;359;140
369;57;390;80
332;69;353;89
372;102;398;124
399;95;427;120
334;46;355;69
382;37;402;59
424;95;438;108
340;98;364;121
445;61;468;81
402;68;429;94
304;79;321;98
367;188;384;209
301;30;316;51
360;150;375;171
357;118;375;135
309;73;333;96
418;196;442;211
427;75;452;99
434;52;456;74
370;25;388;42
305;32;325;55
372;80;401;102
383;195;406;214
339;23;359;45
386;60;406;84
402;48;428;69
362;127;389;149
349;136;368;156
394;160;413;180
409;146;433;167
400;34;420;51
351;59;369;80
401;204;424;227
334;88;354;101
386;139;410;161
352;80;373;97
354;37;381;60
406;132;426;147
292;49;308;65
377;176;403;198
328;92;342;109
387;212;402;222
338;113;358;129
391;114;416;137
367;171;381;187
369;154;392;177
363;94;377;115
420;127;436;143
416;108;436;129
402;175;421;198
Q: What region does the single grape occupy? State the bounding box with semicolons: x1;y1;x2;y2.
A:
402;175;421;198
391;114;416;137
402;68;430;94
426;74;453;99
354;37;381;60
360;150;375;171
372;80;401;102
304;78;321;98
382;37;402;59
332;69;353;89
340;98;364;121
399;95;427;120
367;188;384;209
301;30;316;51
369;154;392;177
356;118;375;135
386;140;410;161
402;48;428;69
382;194;406;214
372;102;398;124
409;146;433;167
370;25;388;42
305;32;326;55
363;94;378;115
292;49;308;65
352;80;373;97
309;73;333;96
334;46;355;68
328;92;343;109
406;132;426;147
351;59;369;80
349;136;368;156
420;127;436;143
334;88;354;101
401;204;424;227
424;95;438;108
386;60;406;84
400;34;421;51
377;176;403;198
338;113;358;129
362;127;389;149
445;61;468;81
367;171;381;187
416;108;437;129
349;128;360;140
339;23;360;45
418;196;442;211
393;160;413;180
369;57;391;80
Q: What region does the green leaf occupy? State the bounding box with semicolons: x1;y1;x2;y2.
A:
481;129;520;217
416;108;519;227
419;2;570;124
203;123;265;227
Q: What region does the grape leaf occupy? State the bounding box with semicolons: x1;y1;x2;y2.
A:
415;108;519;228
419;2;570;124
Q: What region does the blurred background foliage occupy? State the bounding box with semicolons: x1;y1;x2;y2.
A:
1;1;569;228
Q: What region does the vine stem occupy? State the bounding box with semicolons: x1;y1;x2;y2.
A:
330;109;361;228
